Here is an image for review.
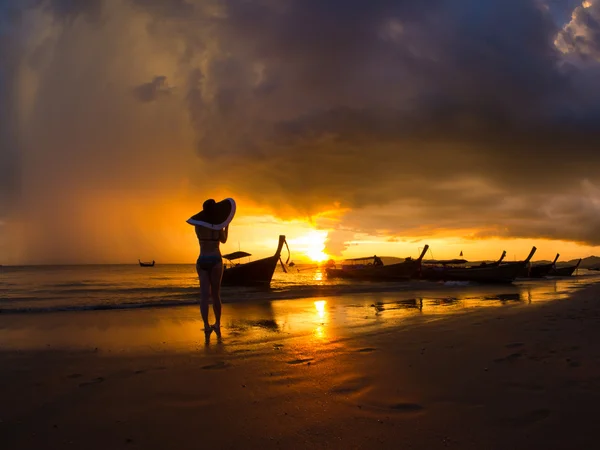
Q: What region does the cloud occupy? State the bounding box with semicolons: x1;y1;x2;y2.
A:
2;0;600;262
556;0;600;59
132;75;172;102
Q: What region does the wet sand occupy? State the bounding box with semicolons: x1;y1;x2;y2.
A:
1;282;600;449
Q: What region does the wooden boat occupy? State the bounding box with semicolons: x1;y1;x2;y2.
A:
421;247;537;284
549;258;582;277
519;253;559;278
325;246;429;281
421;250;505;273
475;251;506;268
138;259;155;267
221;235;289;287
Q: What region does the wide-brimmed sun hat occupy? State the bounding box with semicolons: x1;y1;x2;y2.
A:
187;198;236;230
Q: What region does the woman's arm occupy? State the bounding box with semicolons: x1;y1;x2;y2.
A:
220;224;229;243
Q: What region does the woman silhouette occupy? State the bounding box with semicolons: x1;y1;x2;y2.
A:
194;199;229;342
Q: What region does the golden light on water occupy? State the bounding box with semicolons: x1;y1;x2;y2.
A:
313;269;324;282
315;300;327;319
314;300;328;340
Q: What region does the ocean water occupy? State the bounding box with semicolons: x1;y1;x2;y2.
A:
1;264;599;314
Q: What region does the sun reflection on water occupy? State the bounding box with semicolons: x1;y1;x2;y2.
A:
314;300;328;339
315;300;326;319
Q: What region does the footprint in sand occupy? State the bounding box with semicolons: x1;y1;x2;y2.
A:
505;342;524;349
286;358;313;365
390;403;424;412
201;361;230;370
79;377;105;387
360;401;424;415
357;347;377;353
494;353;522;363
232;349;251;354
330;376;371;395
501;409;550;427
134;366;166;375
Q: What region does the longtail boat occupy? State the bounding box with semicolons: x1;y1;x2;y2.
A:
325;245;429;281
477;250;507;268
519;253;559;278
138;259;155;267
221;235;289;287
549;258;582;277
421;248;537;284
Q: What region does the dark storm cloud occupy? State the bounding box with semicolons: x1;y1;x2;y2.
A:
43;0;103;21
2;0;600;263
132;76;172;102
0;1;23;217
181;0;600;219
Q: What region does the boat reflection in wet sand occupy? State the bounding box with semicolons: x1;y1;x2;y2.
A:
325;245;429;281
421;247;537;284
222;235;289;287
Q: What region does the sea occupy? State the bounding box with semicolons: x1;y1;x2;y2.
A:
1;264;600;315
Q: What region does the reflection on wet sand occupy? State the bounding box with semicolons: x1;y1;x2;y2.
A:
0;275;596;353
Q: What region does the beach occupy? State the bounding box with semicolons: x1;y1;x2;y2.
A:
1;279;600;449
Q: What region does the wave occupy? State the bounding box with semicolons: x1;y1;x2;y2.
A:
3;275;597;315
0;281;442;314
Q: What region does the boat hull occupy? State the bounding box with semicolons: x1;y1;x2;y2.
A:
222;256;279;287
221;235;286;287
325;260;421;281
518;263;553;278
421;261;526;284
549;260;582;277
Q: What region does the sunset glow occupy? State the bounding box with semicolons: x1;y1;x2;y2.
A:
288;231;330;263
2;1;600;266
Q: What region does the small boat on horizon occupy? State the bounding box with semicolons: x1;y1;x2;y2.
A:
138;259;155;267
221;235;289;287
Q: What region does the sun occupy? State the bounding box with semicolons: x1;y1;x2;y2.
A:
290;230;329;263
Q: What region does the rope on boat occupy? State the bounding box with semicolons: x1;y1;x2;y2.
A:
279;237;291;273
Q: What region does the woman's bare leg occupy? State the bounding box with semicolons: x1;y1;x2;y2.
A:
197;266;212;336
210;262;224;336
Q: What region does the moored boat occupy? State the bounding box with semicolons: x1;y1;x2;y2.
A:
421;247;537;284
549;258;582;277
221;235;289;287
325;246;429;281
138;259;155;267
476;250;507;268
519;253;559;278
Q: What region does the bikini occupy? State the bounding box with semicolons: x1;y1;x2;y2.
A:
196;229;222;273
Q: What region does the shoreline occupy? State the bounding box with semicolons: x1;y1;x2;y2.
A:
0;278;596;353
2;283;600;448
1;272;597;314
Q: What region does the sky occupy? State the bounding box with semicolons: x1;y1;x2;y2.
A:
1;0;600;264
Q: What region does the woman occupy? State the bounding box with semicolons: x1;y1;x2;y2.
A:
195;199;229;342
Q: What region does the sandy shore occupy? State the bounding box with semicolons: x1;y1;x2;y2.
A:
1;283;600;449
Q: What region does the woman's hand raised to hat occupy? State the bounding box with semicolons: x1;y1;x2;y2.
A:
220;224;229;244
